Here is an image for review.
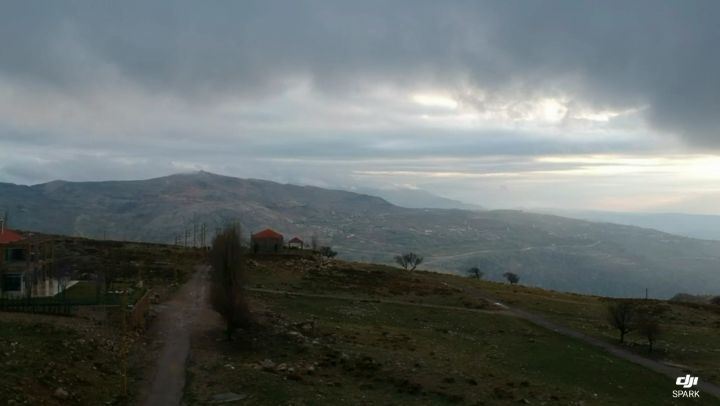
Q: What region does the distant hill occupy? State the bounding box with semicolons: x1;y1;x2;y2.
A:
351;187;483;210
544;209;720;241
1;171;719;298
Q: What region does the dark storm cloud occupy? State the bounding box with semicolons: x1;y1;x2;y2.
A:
1;1;719;146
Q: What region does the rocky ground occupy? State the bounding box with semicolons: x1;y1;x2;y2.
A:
0;312;144;405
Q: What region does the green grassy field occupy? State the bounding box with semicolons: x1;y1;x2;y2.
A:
247;256;720;388
60;280;147;305
470;279;720;386
4;241;718;405
184;256;720;405
185;293;712;405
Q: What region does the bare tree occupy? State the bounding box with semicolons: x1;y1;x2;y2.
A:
637;314;661;353
467;267;483;279
209;225;250;340
394;253;424;271
502;272;519;285
311;234;319;251
607;301;635;343
636;305;667;353
318;246;337;265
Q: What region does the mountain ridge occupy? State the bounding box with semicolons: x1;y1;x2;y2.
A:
1;171;719;298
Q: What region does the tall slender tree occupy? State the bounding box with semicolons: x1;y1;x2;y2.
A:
209;225;250;340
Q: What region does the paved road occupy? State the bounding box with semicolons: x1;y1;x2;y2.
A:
138;267;209;406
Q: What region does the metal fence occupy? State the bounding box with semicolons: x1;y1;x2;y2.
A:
0;287;148;316
0;298;75;315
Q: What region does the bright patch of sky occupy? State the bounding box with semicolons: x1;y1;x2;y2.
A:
1;1;719;214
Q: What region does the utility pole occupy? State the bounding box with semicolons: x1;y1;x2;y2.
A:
193;223;197;248
201;223;207;248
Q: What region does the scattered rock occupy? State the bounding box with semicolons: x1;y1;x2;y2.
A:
493;387;513;400
287;372;303;381
53;387;69;400
260;359;276;371
209;392;248;404
299;321;315;332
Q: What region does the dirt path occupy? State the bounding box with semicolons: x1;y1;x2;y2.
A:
247;287;514;316
138;266;210;406
249;286;720;400
457;285;720;400
507;306;720;399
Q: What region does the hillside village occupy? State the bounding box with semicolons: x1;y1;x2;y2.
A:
1;219;719;405
3;172;720;299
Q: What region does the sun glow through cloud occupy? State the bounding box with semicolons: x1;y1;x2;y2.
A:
1;2;720;214
411;93;459;109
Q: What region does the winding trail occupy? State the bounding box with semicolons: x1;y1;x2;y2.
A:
247;287;513;316
138;266;210;406
509;305;720;398
456;284;720;400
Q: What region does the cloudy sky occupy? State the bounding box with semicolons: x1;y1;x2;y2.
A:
1;1;720;213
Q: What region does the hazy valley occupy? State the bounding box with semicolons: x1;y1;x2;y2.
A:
2;172;719;299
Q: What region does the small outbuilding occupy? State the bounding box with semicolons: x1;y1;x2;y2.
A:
288;237;304;249
0;226;27;296
0;227;23;245
251;228;284;253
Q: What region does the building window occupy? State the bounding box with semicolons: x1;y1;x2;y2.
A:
5;248;26;262
2;273;22;291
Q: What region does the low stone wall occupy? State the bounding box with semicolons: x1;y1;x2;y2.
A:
76;290;151;329
128;289;152;329
75;305;113;323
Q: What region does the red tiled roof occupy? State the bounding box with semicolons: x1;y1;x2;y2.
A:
288;237;303;243
251;228;283;240
0;228;24;244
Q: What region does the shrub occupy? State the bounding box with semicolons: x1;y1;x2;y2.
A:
502;272;519;285
466;267;483;279
394;252;424;271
